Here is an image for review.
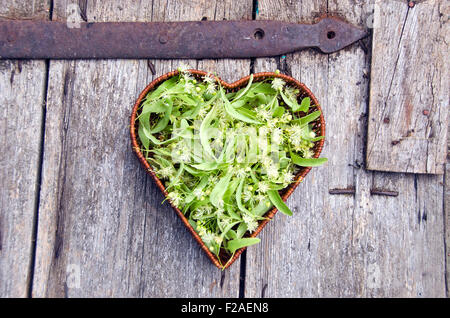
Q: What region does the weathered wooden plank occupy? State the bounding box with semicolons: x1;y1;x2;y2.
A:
32;0;252;297
368;172;446;297
446;121;449;295
0;0;49;298
366;0;448;174
245;0;446;297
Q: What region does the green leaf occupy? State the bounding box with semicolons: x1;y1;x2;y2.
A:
232;74;253;101
149;98;173;133
236;178;249;213
138;124;150;149
227;238;261;253
280;90;301;111
140;99;167;115
220;87;262;125
299;110;321;125
251;200;272;217
267;190;292;216
223;177;241;207
230;99;246;108
248;82;276;95
308;136;325;142
199;105;218;159
299;97;311;113
190;162;220;171
290;151;328;167
182;94;218;119
145;76;179;101
219;221;240;240
226;229;238;240
210;172;232;208
236;222;248;239
272;106;285;118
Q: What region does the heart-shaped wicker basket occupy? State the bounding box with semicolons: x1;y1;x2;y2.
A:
130;70;325;269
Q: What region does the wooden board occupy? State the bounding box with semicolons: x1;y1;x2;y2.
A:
0;0;446;298
366;0;448;174
0;0;49;298
244;0;447;297
31;0;252;297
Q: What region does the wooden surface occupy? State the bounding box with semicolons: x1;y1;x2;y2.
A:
0;0;448;298
366;0;448;174
0;0;49;298
31;0;252;298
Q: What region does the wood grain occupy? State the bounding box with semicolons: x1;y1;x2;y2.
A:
1;0;446;298
0;0;49;298
244;0;447;297
366;0;448;174
32;0;252;297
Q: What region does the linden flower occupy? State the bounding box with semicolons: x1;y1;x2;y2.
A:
194;208;204;218
271;77;285;91
216;199;224;208
206;83;216;94
284;86;297;100
272;128;282;144
158;166;174;179
208;175;219;184
267;118;279;129
266;165;279;179
193;188;204;200
261;155;273;168
258;181;270;193
182;72;194;82
168;191;183;206
243;215;258;233
243;191;255;205
184;81;195;94
235;168;246;179
203;73;216;85
216;208;224;217
203;205;213;214
198;107;208;118
179;151;190;162
196;222;207;237
258;109;272;121
283;172;295;184
280;113;293;123
255;194;266;202
303;149;314;159
219;218;231;228
201;231;216;244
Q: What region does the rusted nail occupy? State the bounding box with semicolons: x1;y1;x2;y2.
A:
408;1;415;8
329;188;355;195
422;109;429;116
383;117;390;124
370;188;399;197
391;140;400;146
261;283;268;298
147;60;156;75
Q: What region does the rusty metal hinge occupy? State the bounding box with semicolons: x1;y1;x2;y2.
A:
0;17;367;59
